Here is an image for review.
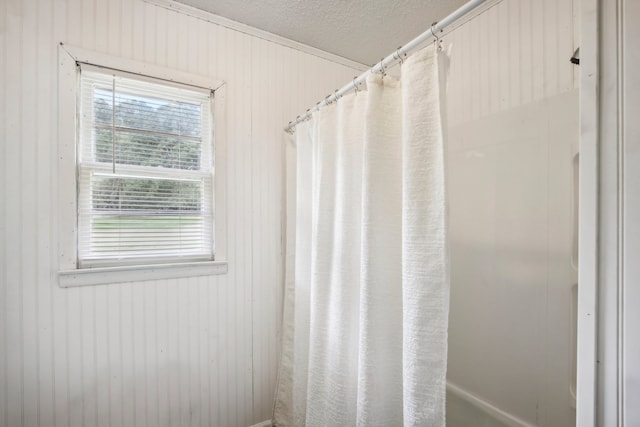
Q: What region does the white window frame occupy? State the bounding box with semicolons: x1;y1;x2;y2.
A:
57;44;228;287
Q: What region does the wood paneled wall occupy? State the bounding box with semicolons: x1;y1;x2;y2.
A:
0;1;361;426
445;0;578;126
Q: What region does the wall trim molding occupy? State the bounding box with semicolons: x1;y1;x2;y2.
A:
576;0;599;425
144;0;369;72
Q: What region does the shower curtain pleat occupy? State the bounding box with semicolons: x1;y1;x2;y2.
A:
293;121;314;426
401;46;450;427
306;94;366;426
356;75;404;426
273;44;449;427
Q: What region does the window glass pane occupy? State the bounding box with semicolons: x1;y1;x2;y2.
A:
110;130;201;170
78;67;214;266
92;87;203;170
94;127;113;163
92;176;202;213
89;215;207;257
80;175;209;260
114;93;202;138
93;93;113;125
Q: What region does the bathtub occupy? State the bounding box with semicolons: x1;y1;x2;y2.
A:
446;382;535;427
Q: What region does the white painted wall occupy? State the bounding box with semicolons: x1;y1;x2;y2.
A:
621;3;640;424
443;0;579;426
0;1;362;426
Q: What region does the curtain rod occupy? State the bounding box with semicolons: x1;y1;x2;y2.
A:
284;0;488;133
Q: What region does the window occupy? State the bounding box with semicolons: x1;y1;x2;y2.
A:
78;66;214;267
57;44;227;286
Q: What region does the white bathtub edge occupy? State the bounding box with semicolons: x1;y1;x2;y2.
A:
446;381;537;427
253;385;535;427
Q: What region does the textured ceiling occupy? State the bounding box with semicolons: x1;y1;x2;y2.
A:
174;0;468;65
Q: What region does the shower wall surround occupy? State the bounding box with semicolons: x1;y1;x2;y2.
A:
444;0;578;425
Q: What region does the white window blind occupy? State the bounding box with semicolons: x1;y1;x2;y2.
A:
77;65;214;268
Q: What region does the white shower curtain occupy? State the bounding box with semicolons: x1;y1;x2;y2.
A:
274;44;450;427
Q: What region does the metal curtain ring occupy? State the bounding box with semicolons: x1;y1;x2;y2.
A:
431;21;440;43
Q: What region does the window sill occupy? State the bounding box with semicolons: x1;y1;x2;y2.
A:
58;260;228;288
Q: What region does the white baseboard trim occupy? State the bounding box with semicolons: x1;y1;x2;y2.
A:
446;381;536;427
248;420;272;427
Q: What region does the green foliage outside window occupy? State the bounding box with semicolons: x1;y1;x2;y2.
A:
91;89;205;214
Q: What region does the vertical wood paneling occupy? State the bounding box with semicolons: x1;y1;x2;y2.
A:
21;3;38;427
0;0;361;425
5;3;22;427
497;1;509;112
120;0;133;60
446;0;576;126
36;1;55;425
531;0;544;101
520;0;533;105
